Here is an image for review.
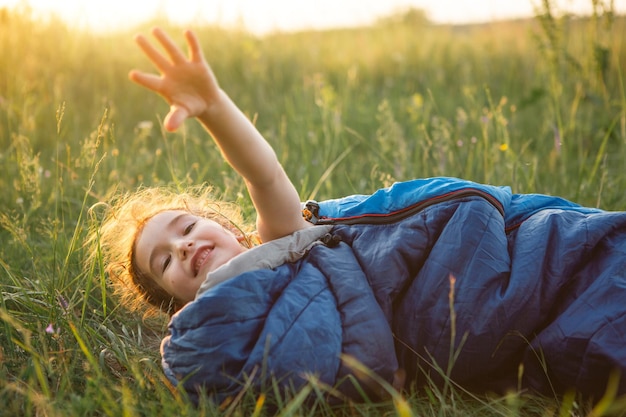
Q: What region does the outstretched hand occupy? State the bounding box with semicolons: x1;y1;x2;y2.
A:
129;28;220;132
129;27;311;240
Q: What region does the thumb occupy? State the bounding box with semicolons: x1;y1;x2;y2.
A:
164;105;190;132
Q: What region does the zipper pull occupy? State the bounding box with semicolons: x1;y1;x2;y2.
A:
302;200;320;225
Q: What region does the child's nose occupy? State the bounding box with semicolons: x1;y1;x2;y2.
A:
176;240;194;258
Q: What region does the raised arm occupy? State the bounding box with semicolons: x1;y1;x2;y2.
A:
129;28;311;241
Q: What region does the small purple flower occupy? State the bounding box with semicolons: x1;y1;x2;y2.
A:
45;324;56;334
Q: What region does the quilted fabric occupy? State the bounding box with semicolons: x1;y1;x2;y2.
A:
161;177;626;403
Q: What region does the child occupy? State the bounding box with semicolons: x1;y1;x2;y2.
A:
95;28;626;404
99;27;310;314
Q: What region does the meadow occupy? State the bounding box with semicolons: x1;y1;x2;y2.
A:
1;1;625;415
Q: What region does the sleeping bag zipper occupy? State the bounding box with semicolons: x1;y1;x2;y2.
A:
303;188;504;226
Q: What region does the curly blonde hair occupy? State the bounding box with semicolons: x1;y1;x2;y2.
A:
87;185;255;316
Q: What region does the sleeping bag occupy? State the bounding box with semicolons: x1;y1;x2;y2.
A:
160;177;626;404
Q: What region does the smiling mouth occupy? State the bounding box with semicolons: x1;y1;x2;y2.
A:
192;247;214;276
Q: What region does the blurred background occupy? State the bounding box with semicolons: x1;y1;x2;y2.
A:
2;0;623;33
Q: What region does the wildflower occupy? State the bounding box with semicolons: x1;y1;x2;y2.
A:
45;323;56;334
411;93;424;109
137;120;153;130
499;143;509;152
16;197;24;205
456;140;464;147
155;148;162;156
111;148;119;157
470;136;478;144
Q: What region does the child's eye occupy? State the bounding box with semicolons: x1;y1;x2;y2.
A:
162;255;171;272
183;222;196;235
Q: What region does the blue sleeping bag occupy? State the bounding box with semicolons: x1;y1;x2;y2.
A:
160;177;626;403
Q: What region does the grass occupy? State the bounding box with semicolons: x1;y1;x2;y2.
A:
1;1;626;415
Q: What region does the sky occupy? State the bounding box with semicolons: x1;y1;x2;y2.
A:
1;0;624;34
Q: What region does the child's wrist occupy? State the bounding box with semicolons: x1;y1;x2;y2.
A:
198;89;229;122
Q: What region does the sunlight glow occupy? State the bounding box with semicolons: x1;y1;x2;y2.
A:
1;0;623;34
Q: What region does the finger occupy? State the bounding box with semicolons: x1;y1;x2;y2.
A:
152;27;187;64
128;70;162;92
184;30;205;63
135;34;171;72
164;105;190;132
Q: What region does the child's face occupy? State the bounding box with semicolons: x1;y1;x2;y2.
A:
134;210;247;304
